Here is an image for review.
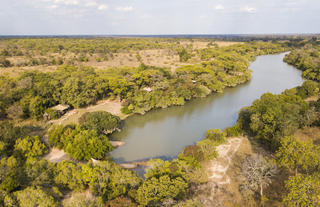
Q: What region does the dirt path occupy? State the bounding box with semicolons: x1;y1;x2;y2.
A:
207;137;243;186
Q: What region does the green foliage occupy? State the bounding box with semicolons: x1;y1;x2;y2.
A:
283;173;320;207
224;124;242;137
177;47;193;62
196;139;218;161
238;92;314;149
83;161;142;201
0;156;23;192
205;128;226;144
145;159;187;180
48;125;113;160
178;145;204;167
14;186;59;207
284;45;320;81
14;136;48;159
0;41;287;119
296;80;319;98
0;56;11;67
276;136;320;174
48;125;66;149
24;158;55;187
135;175;188;206
54;160;86;191
0;121;28;157
79;111;121;134
45;108;62;120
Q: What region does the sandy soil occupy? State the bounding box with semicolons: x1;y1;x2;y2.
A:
44;147;70;163
207;137;243;186
202;136;285;206
51;98;126;126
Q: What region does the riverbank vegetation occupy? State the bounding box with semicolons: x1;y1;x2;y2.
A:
284;40;320;81
0;40;286;122
231;78;320;206
0;37;318;206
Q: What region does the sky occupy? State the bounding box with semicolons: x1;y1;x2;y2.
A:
0;0;319;35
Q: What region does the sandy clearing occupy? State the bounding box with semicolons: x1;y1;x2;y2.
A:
51;98;127;126
44;147;70;163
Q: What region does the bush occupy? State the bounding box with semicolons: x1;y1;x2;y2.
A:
45;108;62;120
14;136;48;159
48;125;66;149
205;128;226;144
79;111;121;134
135;175;188;206
224;124;242;137
196;139;217;160
0;56;11;67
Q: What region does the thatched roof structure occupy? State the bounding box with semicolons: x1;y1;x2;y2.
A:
51;104;70;112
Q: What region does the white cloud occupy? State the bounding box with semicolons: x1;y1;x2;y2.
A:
54;0;79;6
85;1;97;7
47;4;58;9
98;4;108;11
115;6;133;12
215;4;224;10
241;6;257;13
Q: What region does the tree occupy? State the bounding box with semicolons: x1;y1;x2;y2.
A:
0;121;28;156
79;111;121;134
283;174;320;207
82;161;142;201
14;136;48;159
276;136;320;175
54;160;86;191
24;158;55;187
0;156;23;192
48;125;67;149
240;154;278;199
135;175;188;206
64;128;113;160
14;186;59;207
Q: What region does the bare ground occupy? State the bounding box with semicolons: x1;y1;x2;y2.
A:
44;147;70;163
51;98;127;126
202;136;283;207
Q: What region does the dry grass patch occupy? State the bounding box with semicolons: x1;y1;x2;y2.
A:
294;127;320;144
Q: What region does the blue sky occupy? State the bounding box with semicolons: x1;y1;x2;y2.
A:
1;0;319;35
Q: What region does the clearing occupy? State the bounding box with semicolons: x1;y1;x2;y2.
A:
50;98;126;126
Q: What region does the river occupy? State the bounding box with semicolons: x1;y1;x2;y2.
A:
110;52;304;163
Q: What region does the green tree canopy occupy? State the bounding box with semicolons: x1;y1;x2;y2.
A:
79;111;121;134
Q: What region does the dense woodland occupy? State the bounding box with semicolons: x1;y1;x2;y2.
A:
0;37;319;206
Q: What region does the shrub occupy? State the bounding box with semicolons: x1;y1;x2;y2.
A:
45;108;62;120
205;128;226;144
0;56;11;67
224;124;242;137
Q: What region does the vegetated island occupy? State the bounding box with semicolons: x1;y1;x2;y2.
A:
0;36;319;206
